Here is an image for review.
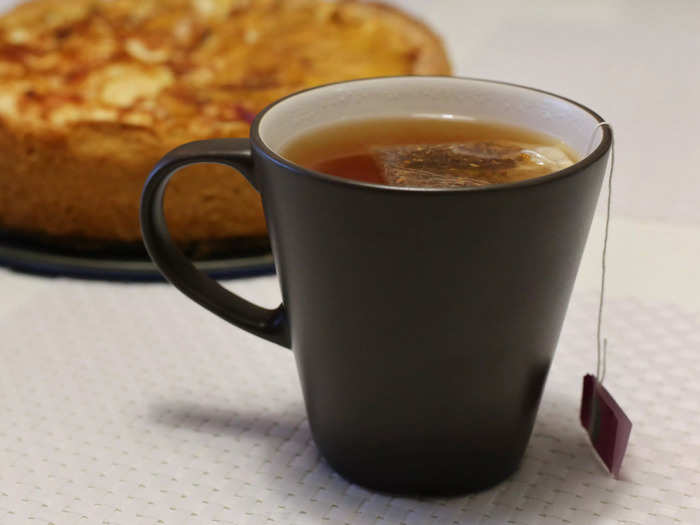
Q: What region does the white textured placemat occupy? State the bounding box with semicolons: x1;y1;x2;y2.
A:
1;275;699;525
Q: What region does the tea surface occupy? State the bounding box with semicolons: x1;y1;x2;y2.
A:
282;117;578;187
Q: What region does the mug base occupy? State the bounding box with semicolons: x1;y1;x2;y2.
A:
322;451;522;496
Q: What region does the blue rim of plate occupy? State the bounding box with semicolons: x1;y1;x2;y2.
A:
0;237;275;281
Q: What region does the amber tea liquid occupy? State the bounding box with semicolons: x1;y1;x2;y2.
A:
281;117;579;187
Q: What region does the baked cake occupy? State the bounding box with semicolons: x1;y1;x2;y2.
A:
0;0;450;256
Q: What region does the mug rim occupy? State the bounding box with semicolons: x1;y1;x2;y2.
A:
250;76;612;193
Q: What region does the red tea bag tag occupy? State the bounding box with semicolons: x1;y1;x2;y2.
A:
580;374;632;477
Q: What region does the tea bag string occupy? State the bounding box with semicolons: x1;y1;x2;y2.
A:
587;122;615;384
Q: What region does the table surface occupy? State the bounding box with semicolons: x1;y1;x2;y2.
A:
2;1;699;524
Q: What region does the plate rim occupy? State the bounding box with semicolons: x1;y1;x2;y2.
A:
0;238;275;281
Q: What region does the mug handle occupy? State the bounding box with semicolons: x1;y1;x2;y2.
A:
140;138;290;348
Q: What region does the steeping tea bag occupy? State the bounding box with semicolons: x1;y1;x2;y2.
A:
371;141;575;188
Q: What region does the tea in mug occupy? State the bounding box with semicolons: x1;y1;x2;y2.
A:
282;117;578;188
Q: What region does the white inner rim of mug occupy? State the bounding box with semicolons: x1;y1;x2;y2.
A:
257;77;605;166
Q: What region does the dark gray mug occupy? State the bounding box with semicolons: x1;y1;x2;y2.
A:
140;77;611;494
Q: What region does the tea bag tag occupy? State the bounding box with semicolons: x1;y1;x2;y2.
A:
579;122;632;477
580;374;631;477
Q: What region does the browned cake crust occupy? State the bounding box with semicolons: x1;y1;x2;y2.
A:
0;0;451;252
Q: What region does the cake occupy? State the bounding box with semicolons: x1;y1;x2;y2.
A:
0;0;451;256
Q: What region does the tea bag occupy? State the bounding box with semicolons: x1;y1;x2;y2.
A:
371;141;575;188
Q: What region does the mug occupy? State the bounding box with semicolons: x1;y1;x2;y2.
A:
140;77;611;494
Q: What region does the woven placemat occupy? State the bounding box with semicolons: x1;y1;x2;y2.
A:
1;277;698;525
